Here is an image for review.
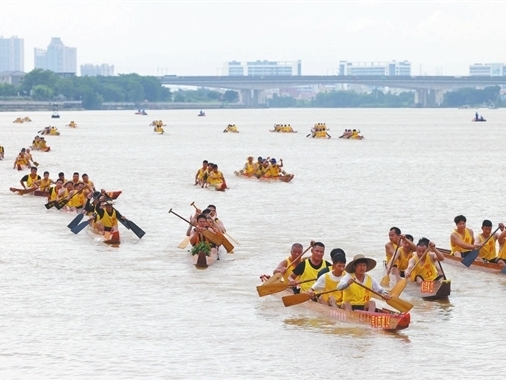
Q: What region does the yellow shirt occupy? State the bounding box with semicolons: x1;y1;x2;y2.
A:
476;234;496;261
343;274;373;306
409;254;438;281
320;273;344;304
450;228;472;254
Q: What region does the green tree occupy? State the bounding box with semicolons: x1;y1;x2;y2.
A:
21;69;60;93
31;84;54;100
223;90;239;103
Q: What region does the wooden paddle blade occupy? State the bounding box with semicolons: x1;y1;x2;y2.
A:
261;273;283;287
386;296;413;313
202;230;223;246
380;273;390;287
257;282;289;297
71;220;89;234
55;199;69;210
501;266;506;275
221;236;234;253
282;293;311;307
177;237;190;249
67;213;84;229
389;278;407;298
461;250;479;267
224;232;239;245
126;220;145;239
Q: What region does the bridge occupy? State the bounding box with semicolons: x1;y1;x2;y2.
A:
158;75;506;107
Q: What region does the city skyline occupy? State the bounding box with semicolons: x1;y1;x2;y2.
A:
1;1;506;76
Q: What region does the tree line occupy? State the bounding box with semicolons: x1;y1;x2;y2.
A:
0;69;502;109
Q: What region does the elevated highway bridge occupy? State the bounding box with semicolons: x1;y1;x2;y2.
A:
158;75;506;107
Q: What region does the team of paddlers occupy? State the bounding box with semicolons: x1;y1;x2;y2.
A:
235;156;291;179
272;124;295;133
13;116;32;123
339;129;364;139
194;160;228;191
150;120;166;134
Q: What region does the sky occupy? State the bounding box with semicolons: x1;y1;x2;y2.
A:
2;0;506;76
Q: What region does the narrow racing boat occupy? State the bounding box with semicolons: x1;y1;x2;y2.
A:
437;248;503;273
402;280;451;301
234;171;294;182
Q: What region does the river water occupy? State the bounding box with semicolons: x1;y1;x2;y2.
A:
1;108;506;379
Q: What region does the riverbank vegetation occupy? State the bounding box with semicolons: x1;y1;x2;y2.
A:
0;69;503;109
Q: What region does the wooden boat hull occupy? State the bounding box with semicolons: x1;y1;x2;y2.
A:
437;248;504;273
472;118;486;122
89;225;120;245
269;130;298;133
224;130;239;133
263;284;409;331
234;171;294;182
405;280;451;300
192;250;218;269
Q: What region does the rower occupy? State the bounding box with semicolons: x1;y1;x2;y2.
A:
406;238;445;282
308;250;346;307
93;200;126;233
385;227;402;264
189;214;219;257
337;254;390;311
450;215;480;258
476;220;503;263
194;160;209;186
10;166;41;194
272;243;304;283
390;234;416;279
240;156;255;176
288;242;330;294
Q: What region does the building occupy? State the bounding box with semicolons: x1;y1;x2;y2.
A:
34;38;77;74
469;63;506;77
0;70;25;86
80;64;115;77
223;60;301;76
0;36;24;72
338;60;411;76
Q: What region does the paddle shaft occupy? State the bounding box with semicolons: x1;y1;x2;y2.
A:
169;208;222;246
352;279;388;301
386;238;403;274
56;185;89;209
405;247;431;279
462;226;500;267
282;287;341;307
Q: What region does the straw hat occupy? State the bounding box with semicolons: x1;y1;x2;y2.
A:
345;254;376;273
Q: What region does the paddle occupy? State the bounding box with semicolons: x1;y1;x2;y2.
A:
67;212;85;229
306;132;312;137
126;220;145;239
177;236;190;249
191;201;238;248
261;243;313;287
168;208;223;246
352;279;413;313
501;264;506;275
257;278;316;297
282;288;339;307
326;132;332;138
380;239;402;287
389;247;430;297
461;227;500;267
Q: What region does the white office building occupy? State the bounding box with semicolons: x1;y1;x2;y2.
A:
338;60;411;76
224;60;301;76
81;64;115;77
34;38;77;74
469;63;506;77
0;36;24;72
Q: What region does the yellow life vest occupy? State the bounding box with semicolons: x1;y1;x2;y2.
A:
297;258;330;292
450;228;472;254
98;209;117;228
207;170;223;185
394;247;413;271
243;162;255;175
476;234;496;261
49;186;59;201
343;274;373;306
38;178;52;191
320;273;343;304
409;253;438;281
26;174;40;187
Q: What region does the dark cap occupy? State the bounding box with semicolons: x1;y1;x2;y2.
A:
330;248;346;264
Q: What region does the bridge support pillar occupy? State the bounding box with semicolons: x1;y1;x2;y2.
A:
240;90;252;107
253;90;266;107
415;89;444;107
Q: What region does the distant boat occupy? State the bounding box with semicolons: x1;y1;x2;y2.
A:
135;110;148;115
198;110;206;117
51;104;60;119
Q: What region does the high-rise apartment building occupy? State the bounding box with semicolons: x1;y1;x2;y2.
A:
34;38;77;74
80;64;115;77
223;60;301;76
0;36;24;71
338;60;411;76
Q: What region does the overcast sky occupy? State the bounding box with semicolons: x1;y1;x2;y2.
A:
2;0;505;76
